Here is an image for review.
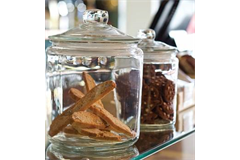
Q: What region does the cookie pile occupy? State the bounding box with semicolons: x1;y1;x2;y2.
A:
49;72;134;141
141;64;175;124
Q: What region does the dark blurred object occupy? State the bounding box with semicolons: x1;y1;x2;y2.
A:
150;0;195;47
178;54;195;78
115;70;140;119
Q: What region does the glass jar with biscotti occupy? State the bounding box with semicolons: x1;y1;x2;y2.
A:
45;9;143;152
137;29;179;129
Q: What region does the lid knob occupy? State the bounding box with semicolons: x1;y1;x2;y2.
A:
137;29;156;40
83;9;109;24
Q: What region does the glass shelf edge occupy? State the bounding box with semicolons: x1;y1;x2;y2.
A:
131;129;195;160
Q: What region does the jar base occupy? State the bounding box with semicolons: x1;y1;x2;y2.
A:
49;133;139;152
46;143;139;160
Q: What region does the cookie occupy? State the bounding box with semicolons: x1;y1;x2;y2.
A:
49;114;73;137
69;87;103;110
144;112;158;124
143;64;156;80
90;106;133;137
48;80;116;137
155;72;167;80
154;76;166;88
163;79;175;103
69;88;85;101
79;128;121;141
161;102;174;114
149;84;160;99
63;125;79;134
155;106;171;121
82;72;104;109
72;111;107;129
82;72;96;92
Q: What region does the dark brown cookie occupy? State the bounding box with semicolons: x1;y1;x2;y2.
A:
149;84;160;99
163;79;175;103
143;64;156;84
149;75;166;100
156;106;171;121
145;112;158;124
148;100;159;111
142;83;150;97
154;75;166;87
143;64;156;77
161;102;174;114
156;72;167;80
152;96;164;107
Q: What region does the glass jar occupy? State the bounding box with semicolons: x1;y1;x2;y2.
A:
137;29;178;129
45;9;143;151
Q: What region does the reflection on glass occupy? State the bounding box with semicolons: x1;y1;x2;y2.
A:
135;128;175;153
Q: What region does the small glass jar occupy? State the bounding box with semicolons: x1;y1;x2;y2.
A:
45;9;143;151
137;29;178;129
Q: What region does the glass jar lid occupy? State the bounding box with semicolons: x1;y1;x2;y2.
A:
49;9;139;43
137;29;177;52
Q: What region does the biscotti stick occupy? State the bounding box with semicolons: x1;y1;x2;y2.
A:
69;88;85;101
69;86;103;109
83;72;96;92
90;106;133;137
83;72;104;109
48;80;116;137
79;128;121;141
63;125;79;134
72;111;107;129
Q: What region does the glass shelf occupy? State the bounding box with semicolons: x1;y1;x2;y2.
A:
46;104;195;160
133;128;195;160
46;128;195;160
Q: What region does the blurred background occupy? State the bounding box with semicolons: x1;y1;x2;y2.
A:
45;0;195;54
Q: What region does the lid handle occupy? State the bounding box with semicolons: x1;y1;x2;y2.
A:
83;9;109;24
137;29;156;40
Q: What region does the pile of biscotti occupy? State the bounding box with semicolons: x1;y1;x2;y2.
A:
49;72;134;141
